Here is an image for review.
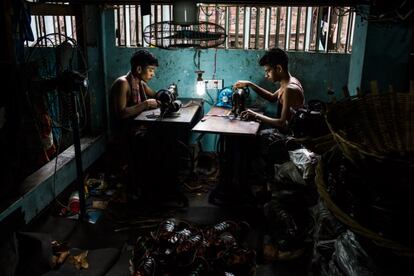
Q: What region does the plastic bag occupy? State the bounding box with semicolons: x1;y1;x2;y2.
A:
289;148;320;180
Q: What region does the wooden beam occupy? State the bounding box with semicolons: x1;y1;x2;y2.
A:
29;3;75;16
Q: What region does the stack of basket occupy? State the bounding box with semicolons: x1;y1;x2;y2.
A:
316;90;414;256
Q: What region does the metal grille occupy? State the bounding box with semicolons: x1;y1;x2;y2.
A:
26;15;77;47
115;4;355;53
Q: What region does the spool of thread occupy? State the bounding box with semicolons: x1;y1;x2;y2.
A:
68;191;80;214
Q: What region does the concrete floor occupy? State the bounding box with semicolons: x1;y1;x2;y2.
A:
21;159;312;276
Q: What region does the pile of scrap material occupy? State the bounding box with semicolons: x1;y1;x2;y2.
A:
313;146;414;275
130;218;256;276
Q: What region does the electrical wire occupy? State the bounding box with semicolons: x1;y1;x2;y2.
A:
193;49;201;70
200;4;214;17
212;48;218;80
51;132;69;209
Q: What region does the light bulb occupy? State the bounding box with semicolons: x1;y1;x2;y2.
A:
196;80;206;95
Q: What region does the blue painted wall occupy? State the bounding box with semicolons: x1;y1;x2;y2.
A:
107;48;350;105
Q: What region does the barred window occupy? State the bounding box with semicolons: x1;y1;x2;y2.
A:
26;15;77;47
114;4;356;53
25;2;77;47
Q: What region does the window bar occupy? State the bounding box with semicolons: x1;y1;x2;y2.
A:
38;16;43;45
139;5;142;46
204;5;209;29
243;6;250;49
255;7;260;49
142;13;150;47
171;5;175;47
126;5;131;46
62;16;67;38
315;7;322;52
285;7;291;50
348;11;355;53
324;7;332;53
116;6;121;46
153;5;158;46
118;5;125;46
53;16;58;43
295;7;301;51
264;7;271;49
59;16;65;41
42;16;46;45
55;16;60;42
167;4;172;48
150;5;155;45
30;16;37;45
44;16;54;44
71;16;77;40
35;16;41;44
275;7;280;48
134;5;139;46
225;6;230;49
65;15;72;39
304;7;311;51
215;4;219;25
235;6;240;49
160;5;164;46
336;10;343;52
345;10;352;53
122;6;127;46
215;4;219;48
129;6;134;46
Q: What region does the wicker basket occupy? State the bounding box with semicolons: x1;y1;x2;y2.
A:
315;161;414;256
325;92;414;163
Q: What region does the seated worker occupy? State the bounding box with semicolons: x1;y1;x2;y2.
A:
233;47;304;130
110;49;159;198
111;49;159;124
233;47;305;187
234;48;308;262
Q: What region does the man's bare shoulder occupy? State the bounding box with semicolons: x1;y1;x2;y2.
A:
112;75;129;90
114;75;128;84
286;78;303;92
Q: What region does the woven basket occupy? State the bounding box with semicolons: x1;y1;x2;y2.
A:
326;92;414;163
315;161;414;256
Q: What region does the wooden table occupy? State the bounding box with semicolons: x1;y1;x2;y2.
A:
132;98;203;206
135;98;202;127
192;106;260;136
192;106;261;205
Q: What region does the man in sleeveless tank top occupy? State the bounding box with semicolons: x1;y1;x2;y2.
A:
234;48;307;261
233;47;304;131
109;50;160;198
232;48;306;195
111;50;159;129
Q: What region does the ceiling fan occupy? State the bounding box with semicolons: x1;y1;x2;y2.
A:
143;0;226;49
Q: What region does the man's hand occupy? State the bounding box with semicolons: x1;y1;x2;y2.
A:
233;80;251;89
240;109;258;121
145;99;158;110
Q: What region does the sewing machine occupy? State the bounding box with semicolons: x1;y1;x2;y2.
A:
156;83;182;118
216;86;250;117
